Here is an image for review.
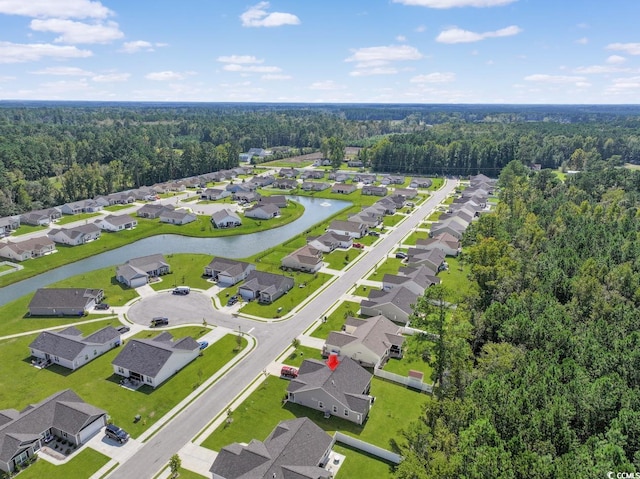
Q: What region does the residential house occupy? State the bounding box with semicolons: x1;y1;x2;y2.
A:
331;183;357;194
112;331;200;388
203;257;255;286
361;185;388;197
301;181;331;192
438;211;473;229
20;208;61;226
360;286;418;324
159;209;197;225
0;390;106;474
382;264;440;296
393;188;418;199
323;315;404;368
58;199;103;215
94;214;138;232
347;159;364;167
29;326;121;371
116;254;170;288
415;232;461;256
257;195;287;208
278;168;300;178
240;148;272;163
272;178;298;190
307;231;352;253
410;178;433;189
48;224;101;246
348;211;381;228
200;188;231;201
210;417;333;479
301;170;325;180
281;245;323;273
232;190;260;204
313;158;331;167
105;191;135;205
286;355;373;425
381;175;405;185
243;203;280;220
248;175;275;188
328;172;350;183
225;183;252;194
0;216;20;237
353;173;377;184
0;236;55;262
238;270;294;304
327;220;368;239
406;247;446;272
136;203;174;219
374;197;398;215
28;288;104;316
211;209;242;228
429;220;466;240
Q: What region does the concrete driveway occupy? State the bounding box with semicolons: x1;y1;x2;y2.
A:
127;291;219;327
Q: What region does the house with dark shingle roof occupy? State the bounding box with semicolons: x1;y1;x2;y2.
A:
323;315;405;368
415;232;461;256
286;355;373;425
210;417;334;479
429;219;466;240
0;236;55;262
331;183;357;195
200;188;231;201
203;257;255;286
238;270;294;304
361;185;388;197
111;331;200;388
28;288;104;316
136;203;174;219
382;264;440;296
48;223;101;246
0;216;20;237
327;220;368;239
116;254;170;288
159;209;197;225
307;231;352;253
406;247;446;272
360;286;418;324
301;181;331;192
29;326;121;370
257;195;287;208
58;199;103;215
243;203;280;220
281;245;323;273
0;389;106;474
232;190;260;204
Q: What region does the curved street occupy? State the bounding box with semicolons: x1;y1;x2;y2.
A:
106;178;457;478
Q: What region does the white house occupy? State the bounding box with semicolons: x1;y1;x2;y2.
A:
211;209;242;228
47;224;101;246
94;214;138;232
327;220;368;239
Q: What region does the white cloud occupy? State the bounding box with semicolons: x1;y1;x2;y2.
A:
121;40;166;53
415;25;426;32
524;74;589;85
261;74;291;80
573;64;630;74
575;37;588;45
350;67;398;76
0;41;92;63
392;0;516;8
0;0;112;19
436;25;521;43
92;72;130;82
606;76;640;94
145;71;195;81
309;80;345;90
217;55;263;64
607;43;640;55
396;35;407;42
346;44;423;65
410;72;456;83
31;66;92;76
223;64;281;73
240;2;300;28
606;55;626;64
30;19;123;44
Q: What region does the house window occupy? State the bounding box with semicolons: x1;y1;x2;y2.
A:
146;377;152;383
118;367;124;374
94;350;97;356
13;450;29;466
344;409;349;417
318;401;324;409
332;406;337;413
85;355;89;360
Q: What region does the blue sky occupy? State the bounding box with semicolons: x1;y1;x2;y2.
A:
0;0;639;103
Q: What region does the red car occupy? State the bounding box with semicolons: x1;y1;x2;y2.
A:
280;366;298;379
352;242;364;249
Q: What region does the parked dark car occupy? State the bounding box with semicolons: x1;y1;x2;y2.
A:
150;317;169;327
95;303;110;310
395;252;408;259
226;295;239;306
116;325;130;334
105;424;129;444
368;231;380;237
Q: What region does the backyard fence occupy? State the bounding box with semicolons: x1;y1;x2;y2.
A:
374;368;433;394
334;432;402;465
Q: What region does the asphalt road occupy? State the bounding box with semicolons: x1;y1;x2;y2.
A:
107;178;457;478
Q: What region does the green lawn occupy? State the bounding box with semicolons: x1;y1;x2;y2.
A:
149;253;213;292
438;256;472;303
366;258;404;281
240;272;332;318
443;196;454;205
402;231;421;246
200;375;429;452
333;444;396;479
324;248;362;270
57;212;102;225
104;204;132;212
0;324;247;439
17;448;110;479
382;214;406;228
282;345;324;367
0;264;14;273
426;210;443;221
310;301;361;339
352;285;379;297
11;224;47;236
384;334;435;381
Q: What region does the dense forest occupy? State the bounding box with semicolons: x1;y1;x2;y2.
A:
396;162;640;478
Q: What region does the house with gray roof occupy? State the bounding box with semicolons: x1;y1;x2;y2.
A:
281;245;323;273
286;355;373;425
159;209;197;225
238;270;294;304
58;199;103;215
243;203;280;220
415;232;461;256
204;257;255;286
116;254;170;288
360;286;418;324
331;183;357;195
362;185;388;197
0;216;20;238
105;191;135;205
301;170;325;180
20;208;61;226
249;175;275;188
410;177;433;188
111;331;200;388
211;209;242;228
301;181;331;192
48;224;101;246
382;264;440;296
257;195;287;208
323;315;405;369
429;219;466;240
393;187;418;199
307;231;352;253
0;389;106;474
29;326;120;371
28;288;104;317
0;236;55;262
232;190;260;204
210;417;333;479
94;214;138;232
136;203;174;219
200;188;230;201
406;247;446;272
327;219;368;239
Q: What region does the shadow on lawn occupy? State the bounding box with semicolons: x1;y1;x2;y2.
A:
282;401;365;437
